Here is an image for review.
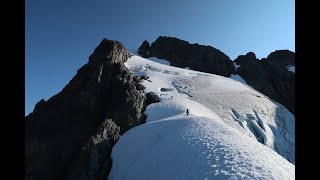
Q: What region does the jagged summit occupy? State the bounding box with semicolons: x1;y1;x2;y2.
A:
234;52;258;65
26;38;146;180
139;36;235;77
234;49;295;114
137;40;150;58
89;38;130;63
267;49;295;66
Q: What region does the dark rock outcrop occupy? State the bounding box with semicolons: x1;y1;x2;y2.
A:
267;50;295;67
235;50;295;114
25;39;147;180
140;36;235;77
145;92;160;106
234;52;270;92
137;40;150;58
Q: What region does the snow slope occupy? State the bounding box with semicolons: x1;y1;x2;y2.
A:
108;55;295;179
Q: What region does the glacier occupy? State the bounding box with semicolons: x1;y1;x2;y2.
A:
108;54;295;179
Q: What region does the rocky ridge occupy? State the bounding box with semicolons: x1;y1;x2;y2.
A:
25;39;147;180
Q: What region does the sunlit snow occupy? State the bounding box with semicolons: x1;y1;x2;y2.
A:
108;55;295;179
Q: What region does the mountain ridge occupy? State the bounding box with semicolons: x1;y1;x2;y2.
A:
26;37;295;180
26;38;147;180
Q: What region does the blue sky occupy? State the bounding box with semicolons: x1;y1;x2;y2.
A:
26;0;295;115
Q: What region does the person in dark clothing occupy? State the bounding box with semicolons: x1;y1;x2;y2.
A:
186;109;189;116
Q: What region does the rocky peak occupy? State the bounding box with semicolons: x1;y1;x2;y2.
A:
151;36;189;47
234;50;295;114
267;50;295;68
89;38;130;64
26;38;146;180
234;52;258;66
137;40;150;58
32;99;46;114
141;36;235;77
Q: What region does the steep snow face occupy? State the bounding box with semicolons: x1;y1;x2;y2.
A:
108;55;295;179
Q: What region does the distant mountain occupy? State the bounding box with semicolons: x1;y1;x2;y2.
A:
138;36;295;114
138;36;235;77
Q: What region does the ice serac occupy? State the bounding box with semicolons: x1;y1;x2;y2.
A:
25;39;147;180
235;50;295;114
142;36;235;77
